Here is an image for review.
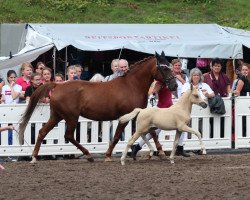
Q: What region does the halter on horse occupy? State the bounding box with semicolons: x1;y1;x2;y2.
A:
18;51;177;163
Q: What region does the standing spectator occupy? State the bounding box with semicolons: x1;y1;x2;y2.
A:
75;64;83;80
118;59;129;75
66;65;77;81
35;62;46;74
54;73;65;83
1;70;22;151
204;58;231;97
233;63;250;96
1;70;22;104
15;63;33;102
0;76;4;100
42;67;52;84
171;59;190;156
25;73;42;103
104;59;119;81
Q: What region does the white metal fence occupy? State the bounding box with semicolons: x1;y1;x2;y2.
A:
0;96;248;157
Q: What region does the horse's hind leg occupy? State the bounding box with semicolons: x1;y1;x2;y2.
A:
64;119;94;162
31;115;62;164
142;135;155;159
105;122;128;162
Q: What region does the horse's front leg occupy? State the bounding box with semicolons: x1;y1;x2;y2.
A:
121;132;141;165
169;130;181;164
105;122;128;162
182;126;206;155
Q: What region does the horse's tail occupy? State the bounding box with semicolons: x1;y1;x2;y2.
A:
18;82;57;145
119;108;142;124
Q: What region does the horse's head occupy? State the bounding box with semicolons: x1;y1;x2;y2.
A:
190;84;207;108
155;51;177;91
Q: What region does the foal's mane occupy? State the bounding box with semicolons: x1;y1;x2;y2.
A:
129;56;155;70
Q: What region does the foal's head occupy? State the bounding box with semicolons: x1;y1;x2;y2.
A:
189;85;207;108
155;51;177;91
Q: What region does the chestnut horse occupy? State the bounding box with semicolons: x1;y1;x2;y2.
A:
18;52;177;163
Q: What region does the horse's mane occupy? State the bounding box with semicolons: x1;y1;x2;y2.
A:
129;56;155;70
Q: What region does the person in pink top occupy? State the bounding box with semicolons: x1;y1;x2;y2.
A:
130;80;173;159
15;63;33;102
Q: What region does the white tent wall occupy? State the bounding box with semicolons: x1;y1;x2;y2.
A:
1;23;250;78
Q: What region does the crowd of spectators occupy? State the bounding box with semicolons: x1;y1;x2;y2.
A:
0;57;250;162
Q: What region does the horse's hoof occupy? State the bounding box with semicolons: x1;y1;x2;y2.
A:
170;160;175;164
104;157;113;162
121;161;125;166
146;155;152;160
86;157;94;162
158;151;166;160
30;156;37;164
202;150;207;155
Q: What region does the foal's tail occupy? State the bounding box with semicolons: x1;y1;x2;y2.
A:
119;108;142;124
18;82;57;145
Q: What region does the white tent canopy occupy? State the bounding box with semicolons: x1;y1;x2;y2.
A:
1;23;250;71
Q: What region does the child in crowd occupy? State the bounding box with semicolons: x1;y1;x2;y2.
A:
15;63;33;102
35;62;46;74
25;73;42;103
54;73;65;83
42;67;52;84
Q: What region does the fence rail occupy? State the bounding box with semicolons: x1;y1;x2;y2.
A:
0;96;248;157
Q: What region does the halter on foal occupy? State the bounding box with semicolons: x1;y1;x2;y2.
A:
18;51;177;163
119;85;207;165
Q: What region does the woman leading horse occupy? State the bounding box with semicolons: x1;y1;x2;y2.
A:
18;52;177;163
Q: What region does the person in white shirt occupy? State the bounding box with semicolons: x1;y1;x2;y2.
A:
1;70;22;104
182;68;215;100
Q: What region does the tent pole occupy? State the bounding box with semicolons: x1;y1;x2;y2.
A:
53;47;56;77
65;47;68;80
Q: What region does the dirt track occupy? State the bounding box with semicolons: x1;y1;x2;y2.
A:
0;153;250;200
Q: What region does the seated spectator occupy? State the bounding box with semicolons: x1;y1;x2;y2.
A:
42;67;52;84
54;73;65;83
15;63;33;102
35;62;46;74
25;73;42;103
204;58;231;97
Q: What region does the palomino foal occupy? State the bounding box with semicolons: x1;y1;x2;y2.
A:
119;85;207;165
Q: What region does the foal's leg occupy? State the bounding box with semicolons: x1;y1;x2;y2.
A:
31;115;61;164
105;122;128;162
64;119;94;162
121;132;142;166
169;131;181;164
182;126;206;155
142;134;155;159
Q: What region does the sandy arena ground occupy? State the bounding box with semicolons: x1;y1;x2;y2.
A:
0;153;250;200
